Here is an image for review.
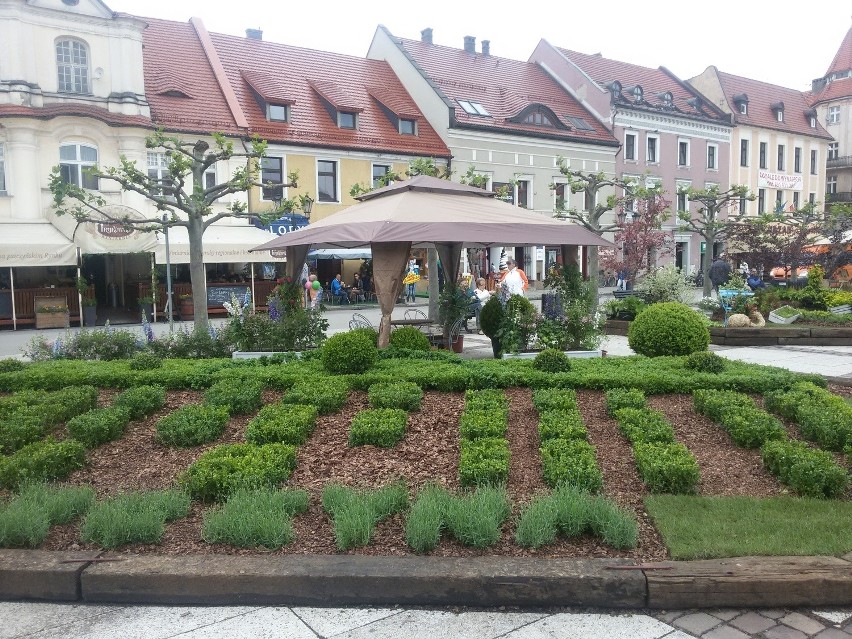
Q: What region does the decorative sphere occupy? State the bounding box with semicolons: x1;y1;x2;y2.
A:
304;281;312;290
312;280;321;291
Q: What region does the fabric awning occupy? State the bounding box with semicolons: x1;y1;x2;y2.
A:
308;248;372;260
48;207;159;255
0;221;77;267
154;224;286;264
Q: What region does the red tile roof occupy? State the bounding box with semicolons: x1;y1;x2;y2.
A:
0;103;151;127
808;77;852;106
825;26;852;77
716;70;833;140
140;17;450;158
391;34;617;146
557;49;728;123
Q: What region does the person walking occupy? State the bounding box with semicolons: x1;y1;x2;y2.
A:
708;255;732;297
472;277;491;334
502;258;526;296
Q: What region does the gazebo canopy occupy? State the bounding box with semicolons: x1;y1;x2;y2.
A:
251;175;614;347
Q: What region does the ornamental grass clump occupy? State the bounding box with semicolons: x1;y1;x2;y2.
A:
0;438;86;490
112;385;166;420
202;488;309;549
245;404;317;446
204;379;264;415
81;490;190;548
283;377;349;415
155;404;229;448
628;302;710;357
349;408;408;448
368;381;423;412
179;443;297;502
66;407;131;449
515;487;637;550
605;388;647;416
322;481;408;550
0;483;94;548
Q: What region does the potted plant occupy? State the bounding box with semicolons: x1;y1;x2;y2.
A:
82;295;97;327
179;293;194;321
34;299;70;329
768;305;801;324
480;295;505;357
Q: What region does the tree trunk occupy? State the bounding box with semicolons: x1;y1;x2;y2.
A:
187;216;208;331
588;246;599;303
702;234;713;298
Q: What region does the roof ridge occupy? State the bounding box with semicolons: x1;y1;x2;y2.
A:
189;17;248;129
717;69;806;94
824;25;852;76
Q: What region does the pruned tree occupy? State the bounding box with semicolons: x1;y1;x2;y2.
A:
677;184;753;296
552;157;659;299
600;193;673;286
49;130;303;330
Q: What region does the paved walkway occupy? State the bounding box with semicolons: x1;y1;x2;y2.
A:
1;602;850;638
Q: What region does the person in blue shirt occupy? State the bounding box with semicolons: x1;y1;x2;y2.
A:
331;274;349;304
746;268;766;291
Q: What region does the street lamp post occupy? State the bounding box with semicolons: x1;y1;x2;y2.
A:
162;213;174;333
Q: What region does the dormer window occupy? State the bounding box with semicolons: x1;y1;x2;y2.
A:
732;93;748;115
56;38;90;94
810;117;816;128
338;112;356;129
458;100;490;116
399;119;416;135
740;103;748;115
523;108;554;127
657;91;673;107
267;104;288;122
630;86;643;102
771;101;784;122
777;110;784;122
805;108;817;129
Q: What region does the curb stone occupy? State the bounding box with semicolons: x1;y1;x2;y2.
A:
1;552;851;608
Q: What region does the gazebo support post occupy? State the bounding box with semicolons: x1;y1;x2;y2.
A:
372;241;411;348
560;245;579;270
436;242;463;349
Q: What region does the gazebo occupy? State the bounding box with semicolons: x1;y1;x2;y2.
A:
251;176;615;347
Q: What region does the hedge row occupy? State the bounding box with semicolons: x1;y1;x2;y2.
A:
459;390;510;487
349;408;408;448
693;390;786;449
761;440;847;499
607;392;699;494
765;382;852;452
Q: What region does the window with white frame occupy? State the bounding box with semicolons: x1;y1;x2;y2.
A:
739;195;748;215
59;143;98;189
739;102;747;115
372;164;390;189
677;139;689;166
794;147;802;173
809;192;816;205
759;142;767;169
828;175;838;195
646;134;659;163
676;180;690;213
758;188;766;214
740;139;749;167
317;159;338;202
793;191;800;209
707;144;718;170
203;166;216;191
810;149;818;175
0;143;6;194
775;190;784;212
147;152;173;199
56;39;90;94
553;182;567;211
516;179;531;208
622;175;639;213
776;109;784;122
827;106;840;124
828;142;839;160
261;157;283;201
777;144;785;171
624;132;636;161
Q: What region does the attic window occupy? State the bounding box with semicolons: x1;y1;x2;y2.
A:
777;110;784;122
657;92;673;106
810;116;816;128
631;86;643;102
338;112;356;129
565;115;595;131
739;102;747;114
399;118;416;135
522;108;555;127
159;89;191;98
267;104;288;122
770;101;784;122
732;93;748;115
458;99;490;116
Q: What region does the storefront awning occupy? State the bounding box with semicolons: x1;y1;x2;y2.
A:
154;224;286;264
0;221;77;267
308;248;372;260
48;207;159;255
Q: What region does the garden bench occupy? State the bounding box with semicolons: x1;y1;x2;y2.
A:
612;290;645;301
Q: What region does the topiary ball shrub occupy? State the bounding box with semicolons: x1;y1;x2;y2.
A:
685;350;726;374
628;302;710;358
388;326;431;352
321;331;378;374
349;327;378;347
533;348;572;373
479;296;504;339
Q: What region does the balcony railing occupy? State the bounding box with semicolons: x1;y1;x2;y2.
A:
827;155;852;169
826;191;852;203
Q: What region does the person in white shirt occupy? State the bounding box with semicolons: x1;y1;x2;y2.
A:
502;259;526;296
472;278;491;333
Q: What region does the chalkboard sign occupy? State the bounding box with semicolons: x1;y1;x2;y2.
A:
207;285;251;308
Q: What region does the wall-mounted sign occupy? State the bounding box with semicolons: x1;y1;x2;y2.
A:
95;222;134;238
757;171;803;191
253;214;309;236
269;249;287;259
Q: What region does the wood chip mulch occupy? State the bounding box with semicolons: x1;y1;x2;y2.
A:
33;385;847;559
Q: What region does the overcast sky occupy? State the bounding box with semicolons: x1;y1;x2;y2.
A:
110;0;850;92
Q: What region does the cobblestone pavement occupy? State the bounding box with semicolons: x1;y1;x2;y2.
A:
1;603;850;638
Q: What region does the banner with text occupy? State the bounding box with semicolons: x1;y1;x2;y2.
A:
757;170;803;191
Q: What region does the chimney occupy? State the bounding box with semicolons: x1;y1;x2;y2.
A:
421;28;433;44
245;28;263;41
463;35;476;54
481;40;490;56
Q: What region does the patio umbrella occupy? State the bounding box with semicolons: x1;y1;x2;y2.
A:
252;175;615;347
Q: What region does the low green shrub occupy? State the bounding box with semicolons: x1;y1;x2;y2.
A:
633;442;700;493
532;349;572;373
349;408;408;448
537;410;587;442
0;359;25;373
613;408;675;444
112;385;166;420
515;487;637;549
368;381;423;412
459;410;507;440
685;351;726;374
202;488;309;549
459;437;510;487
322;481;408;550
155;404;229;448
50;385;100;423
532;388;577;413
179;443;297;502
245;404;317;446
628;302;710;357
0;438;86;490
540;438;602;492
66;407;131;449
128;352;163;371
349;326;379;347
0;483;94;548
283;377;349;415
693;389;755;421
0;412;49;455
693;390;786;448
204;379;264;416
605;388;646;416
388;326;431;351
766;383;852;451
81;490;190;548
764;382;825;420
761;439;847;498
321;331;377;375
464;389;508;412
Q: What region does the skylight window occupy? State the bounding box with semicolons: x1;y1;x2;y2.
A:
565;116;594;131
458;100;490;116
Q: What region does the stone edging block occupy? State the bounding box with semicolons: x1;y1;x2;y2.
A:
0;550;93;601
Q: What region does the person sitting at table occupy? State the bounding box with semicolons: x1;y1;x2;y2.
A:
331;274;349;304
746;268;766;291
349;273;364;302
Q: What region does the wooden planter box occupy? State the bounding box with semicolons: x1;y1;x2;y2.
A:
35;311;69;329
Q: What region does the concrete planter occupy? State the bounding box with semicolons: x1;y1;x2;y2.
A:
502;349;603;360
768;307;801;325
232;351;306;360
